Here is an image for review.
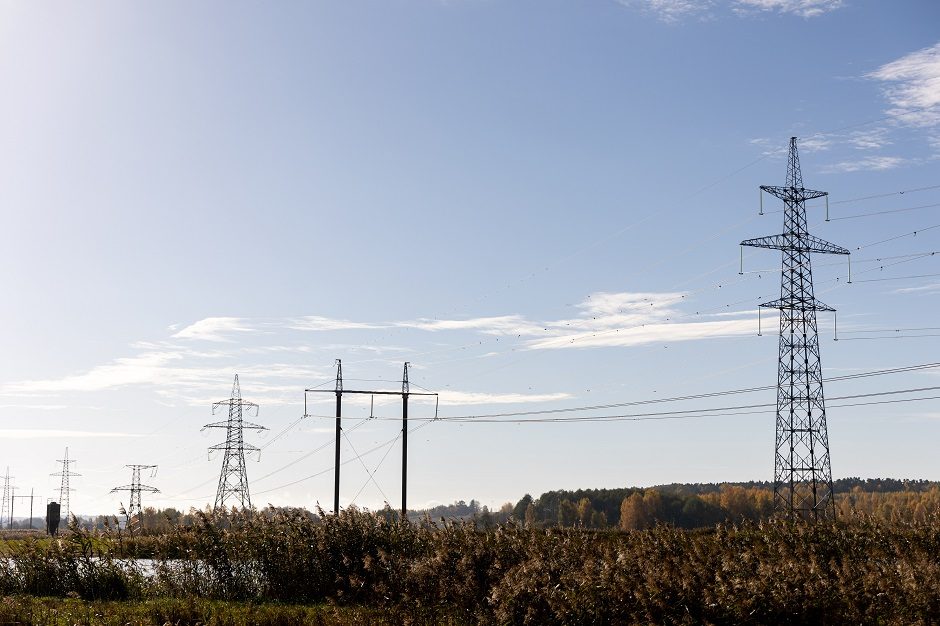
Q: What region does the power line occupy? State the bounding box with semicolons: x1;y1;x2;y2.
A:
856;223;940;251
422;361;940;420
852;272;940;285
830;183;940;205
828;201;940;221
252;421;434;499
372;386;940;424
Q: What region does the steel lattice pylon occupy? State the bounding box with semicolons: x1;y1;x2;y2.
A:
51;447;80;523
204;375;266;511
741;137;849;520
0;469;10;529
111;464;159;530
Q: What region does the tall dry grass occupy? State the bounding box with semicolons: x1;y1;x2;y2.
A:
3;508;940;623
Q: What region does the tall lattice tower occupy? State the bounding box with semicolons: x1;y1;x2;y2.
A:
0;469;10;528
51;448;80;522
204;375;266;511
741;137;849;520
111;464;159;531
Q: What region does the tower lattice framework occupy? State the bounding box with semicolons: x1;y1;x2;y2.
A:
51;448;80;523
110;464;159;530
204;375;266;511
741;137;849;520
0;469;10;528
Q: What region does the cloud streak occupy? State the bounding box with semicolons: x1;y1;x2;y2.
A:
869;42;940;128
1;291;761;407
0;429;141;439
733;0;843;18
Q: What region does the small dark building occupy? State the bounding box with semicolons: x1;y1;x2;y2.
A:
46;502;60;535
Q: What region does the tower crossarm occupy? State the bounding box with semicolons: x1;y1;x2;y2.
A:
209;442;260;453
759;297;836;312
760;185;828;202
213;399;259;415
741;233;850;255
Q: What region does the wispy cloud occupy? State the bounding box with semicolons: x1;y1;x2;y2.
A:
615;0;712;23
733;0;843;18
172;317;259;342
398;315;543;336
616;0;842;21
821;155;906;173
288;316;388;332
847;127;892;151
438;391;573;405
2;291;761;407
0;429;141;439
894;282;940;295
868;42;940;128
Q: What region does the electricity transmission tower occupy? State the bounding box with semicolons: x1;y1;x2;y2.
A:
51;448;80;523
305;360;437;519
741;137;849;520
111;465;159;530
0;469;11;528
204;375;266;511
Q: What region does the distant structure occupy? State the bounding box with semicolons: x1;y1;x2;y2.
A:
204;375;266;511
0;469;10;529
46;502;60;535
110;464;159;530
741;137;849;520
51;447;80;523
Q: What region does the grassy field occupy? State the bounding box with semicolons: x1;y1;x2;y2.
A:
3;509;940;624
0;596;415;626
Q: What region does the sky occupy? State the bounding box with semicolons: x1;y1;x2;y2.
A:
0;0;939;516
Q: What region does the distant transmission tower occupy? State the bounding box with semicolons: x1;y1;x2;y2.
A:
111;465;159;530
51;448;80;522
0;469;11;528
204;375;266;511
741;137;850;520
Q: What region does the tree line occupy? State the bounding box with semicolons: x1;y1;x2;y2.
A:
512;478;940;530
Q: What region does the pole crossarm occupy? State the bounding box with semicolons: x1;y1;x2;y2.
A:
741;233;850;255
312;360;438;520
305;389;438;396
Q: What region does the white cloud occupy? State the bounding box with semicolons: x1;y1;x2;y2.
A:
615;0;712;22
733;0;843;17
847;127;892;151
173;317;258;342
0;429;140;439
438;391;573;406
868;42;940;127
2;291;763;408
288;316;388;332
507;291;760;350
894;282;940;295
3;351;186;394
399;315;543;336
822;155;906;173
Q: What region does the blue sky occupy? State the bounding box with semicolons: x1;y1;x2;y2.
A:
1;0;939;515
